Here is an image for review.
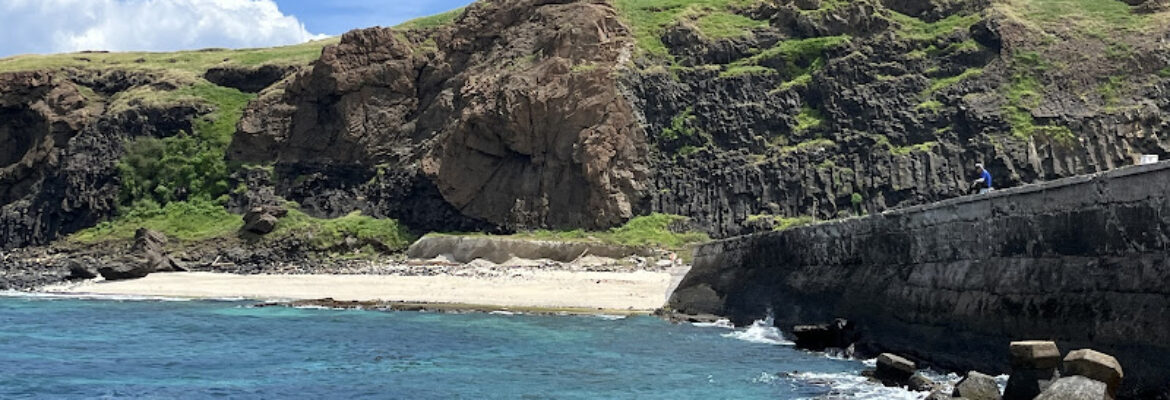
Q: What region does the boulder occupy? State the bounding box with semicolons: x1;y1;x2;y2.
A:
1009;340;1062;369
909;372;939;392
954;371;1002;400
97;260;153;280
875;353;916;386
1062;349;1123;397
1006;368;1060;400
1005;340;1062;400
242;206;286;235
1035;376;1110;400
97;228;184;281
243;211;279;234
792;318;855;351
65;258;98;280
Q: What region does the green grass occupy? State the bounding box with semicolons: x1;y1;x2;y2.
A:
917;99;943;112
720;65;775;78
1001;54;1076;143
395;7;465;30
734;35;851;78
72;199;244;243
1159;67;1170;77
695;11;768;39
117;83;255;207
886;10;982;42
457;213;710;249
1098;75;1126;110
889;141;939;156
613;0;761;59
272;209;416;252
794;105;824;132
662;108;702;140
0;38;337;77
1006;0;1160;34
924;68;984;95
776;73;813;92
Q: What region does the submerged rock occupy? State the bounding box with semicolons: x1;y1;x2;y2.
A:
874;353;916;386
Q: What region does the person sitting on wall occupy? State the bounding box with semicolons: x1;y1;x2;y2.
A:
972;163;993;194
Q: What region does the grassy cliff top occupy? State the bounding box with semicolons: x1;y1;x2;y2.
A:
0;38;341;78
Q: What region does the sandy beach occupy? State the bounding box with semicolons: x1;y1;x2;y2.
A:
45;267;691;312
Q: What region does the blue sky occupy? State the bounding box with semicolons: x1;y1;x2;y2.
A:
0;0;474;58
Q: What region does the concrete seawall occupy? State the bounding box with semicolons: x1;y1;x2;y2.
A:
669;162;1170;398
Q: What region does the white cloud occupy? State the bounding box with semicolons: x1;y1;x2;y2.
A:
0;0;327;56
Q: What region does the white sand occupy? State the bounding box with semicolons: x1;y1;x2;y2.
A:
48;268;690;311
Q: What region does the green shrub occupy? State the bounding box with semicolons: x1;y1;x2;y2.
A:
117;83;253;208
273;209;416;252
794;105;824;132
72;198;243;243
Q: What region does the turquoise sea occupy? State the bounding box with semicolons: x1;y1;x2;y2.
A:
0;295;930;399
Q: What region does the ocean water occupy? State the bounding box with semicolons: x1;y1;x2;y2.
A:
0;295;929;399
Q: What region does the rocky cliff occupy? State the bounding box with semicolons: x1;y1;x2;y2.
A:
668;161;1170;399
228;0;1170;238
2;0;1170;244
229;0;648;232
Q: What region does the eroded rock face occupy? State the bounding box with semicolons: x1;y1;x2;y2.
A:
0;70;207;249
229;0;648;232
0;72;103;249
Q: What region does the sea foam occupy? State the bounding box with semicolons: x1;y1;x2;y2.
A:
721;317;794;345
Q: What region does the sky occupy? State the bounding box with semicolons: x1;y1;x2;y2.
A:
0;0;474;58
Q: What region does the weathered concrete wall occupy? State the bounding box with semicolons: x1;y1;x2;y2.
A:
406;235;655;264
669;162;1170;399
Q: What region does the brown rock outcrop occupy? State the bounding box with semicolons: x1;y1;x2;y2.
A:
229;0;648;232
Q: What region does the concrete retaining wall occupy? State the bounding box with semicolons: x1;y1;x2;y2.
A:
669;161;1170;399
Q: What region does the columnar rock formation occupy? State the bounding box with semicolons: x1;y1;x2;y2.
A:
228;0;649;232
669;162;1170;398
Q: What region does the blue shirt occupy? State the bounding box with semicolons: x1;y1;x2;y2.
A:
981;170;992;188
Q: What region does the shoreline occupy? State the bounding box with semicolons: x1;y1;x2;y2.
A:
37;268;690;314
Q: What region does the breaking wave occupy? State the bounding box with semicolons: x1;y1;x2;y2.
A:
721;317;794;345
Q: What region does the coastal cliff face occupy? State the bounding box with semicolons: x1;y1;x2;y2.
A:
0;70;205;249
232;0;1170;237
2;0;1170;246
229;0;648;232
668;162;1170;399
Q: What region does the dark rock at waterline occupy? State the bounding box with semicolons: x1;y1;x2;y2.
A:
1005;341;1062;400
908;372;939;392
1006;368;1060;400
954;371;1002;400
1035;376;1110;400
792;318;856;351
874;353;916;386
